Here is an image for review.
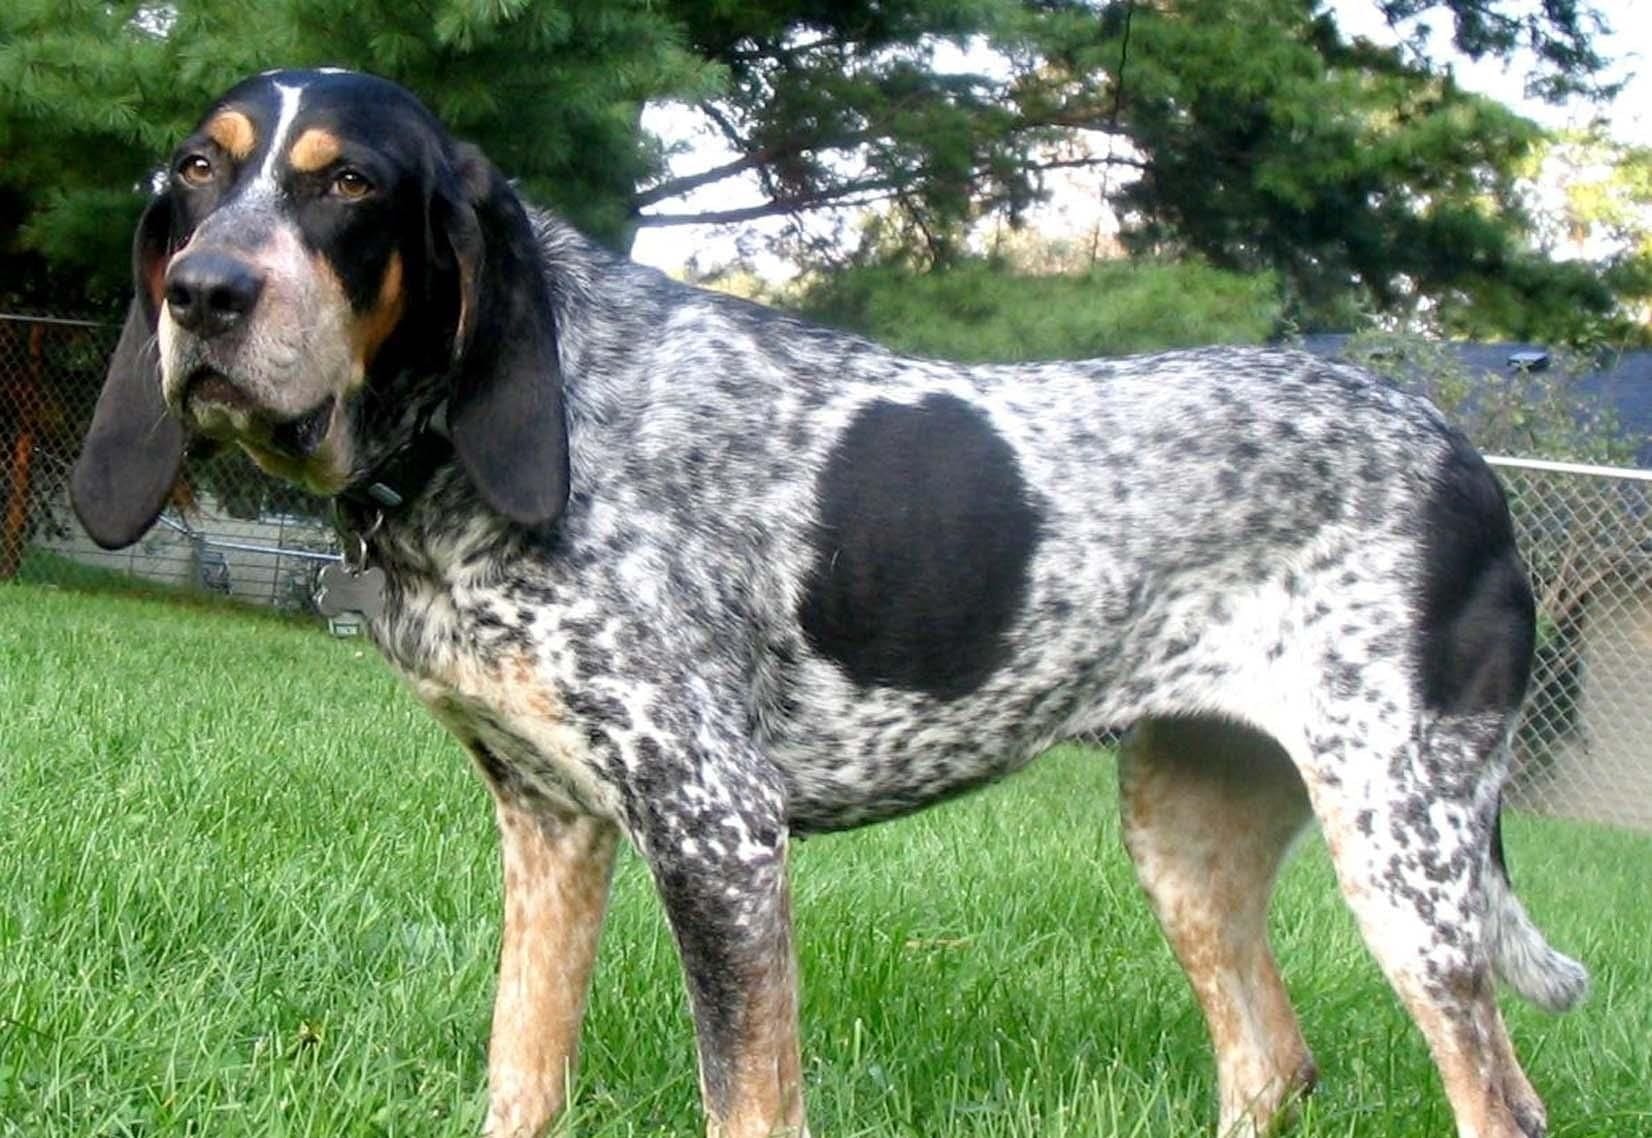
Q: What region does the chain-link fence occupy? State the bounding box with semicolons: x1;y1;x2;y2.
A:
1490;455;1652;833
0;312;341;613
3;313;1649;829
1;313;106;583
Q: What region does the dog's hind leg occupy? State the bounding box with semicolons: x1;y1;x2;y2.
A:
1119;715;1319;1137
1295;701;1586;1138
1290;473;1587;1138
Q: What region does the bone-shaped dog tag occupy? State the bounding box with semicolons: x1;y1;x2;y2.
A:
315;562;387;620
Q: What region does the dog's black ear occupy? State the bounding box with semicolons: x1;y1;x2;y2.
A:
70;197;187;549
440;144;569;528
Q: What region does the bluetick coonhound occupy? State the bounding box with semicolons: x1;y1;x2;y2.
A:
72;69;1588;1138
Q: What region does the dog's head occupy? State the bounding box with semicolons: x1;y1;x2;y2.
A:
72;69;569;548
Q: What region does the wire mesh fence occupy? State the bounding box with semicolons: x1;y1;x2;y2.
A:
1489;456;1652;833
0;313;108;583
0;312;341;613
3;313;1649;829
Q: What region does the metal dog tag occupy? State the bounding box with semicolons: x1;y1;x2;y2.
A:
314;562;387;620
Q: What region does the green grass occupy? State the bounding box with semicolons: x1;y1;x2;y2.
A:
793;259;1282;364
2;583;1649;1137
11;547;182;596
12;547;311;626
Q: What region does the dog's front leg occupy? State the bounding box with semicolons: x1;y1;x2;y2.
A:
640;784;806;1138
483;791;619;1138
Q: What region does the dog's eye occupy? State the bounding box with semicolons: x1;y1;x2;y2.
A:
331;169;373;200
177;155;215;187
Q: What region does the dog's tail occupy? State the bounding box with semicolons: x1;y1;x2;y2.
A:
1486;805;1589;1012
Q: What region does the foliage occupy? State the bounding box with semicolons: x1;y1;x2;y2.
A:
1522;129;1652;342
649;0;1615;232
1372;0;1615;104
1537;131;1652;258
651;0;1633;341
1337;328;1633;464
0;0;717;310
792;256;1281;362
0;0;1627;321
1010;0;1634;342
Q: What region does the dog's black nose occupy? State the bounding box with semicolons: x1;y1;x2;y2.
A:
165;252;265;338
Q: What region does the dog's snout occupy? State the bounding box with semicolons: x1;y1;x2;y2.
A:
165;252;265;339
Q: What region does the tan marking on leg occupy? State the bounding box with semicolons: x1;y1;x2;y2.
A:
703;854;808;1138
406;652;630;1135
287;126;342;172
204;109;256;160
1392;976;1532;1138
704;960;806;1137
403;648;625;1137
1487;1001;1545;1134
483;795;618;1138
1120;717;1316;1138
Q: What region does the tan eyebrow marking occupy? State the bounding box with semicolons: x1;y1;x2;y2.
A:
288;127;342;173
203;110;256;160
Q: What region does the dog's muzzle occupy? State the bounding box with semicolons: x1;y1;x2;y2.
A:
166;250;266;341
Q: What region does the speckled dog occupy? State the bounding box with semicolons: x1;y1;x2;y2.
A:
73;69;1588;1138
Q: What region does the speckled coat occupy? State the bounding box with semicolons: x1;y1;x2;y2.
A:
71;69;1587;1138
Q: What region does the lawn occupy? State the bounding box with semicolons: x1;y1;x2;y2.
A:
2;583;1649;1137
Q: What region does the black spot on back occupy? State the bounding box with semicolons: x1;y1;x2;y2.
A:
799;394;1041;699
1416;434;1535;714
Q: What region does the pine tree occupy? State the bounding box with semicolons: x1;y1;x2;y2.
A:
0;0;717;310
0;0;1623;336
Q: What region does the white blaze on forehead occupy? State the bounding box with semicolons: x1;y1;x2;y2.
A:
254;82;306;188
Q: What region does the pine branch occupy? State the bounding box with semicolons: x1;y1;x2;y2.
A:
636;127;878;207
634;150;778;208
635;183;902;228
632;144;1146;229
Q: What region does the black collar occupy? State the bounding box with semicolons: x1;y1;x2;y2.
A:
336;402;453;521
